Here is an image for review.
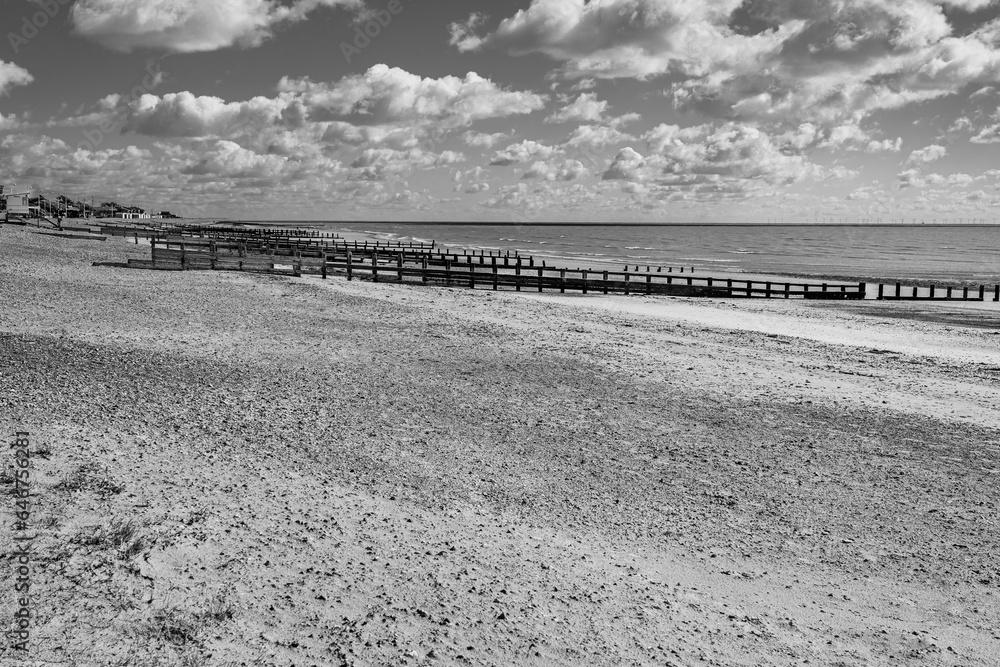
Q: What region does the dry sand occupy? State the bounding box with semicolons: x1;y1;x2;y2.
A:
1;225;998;666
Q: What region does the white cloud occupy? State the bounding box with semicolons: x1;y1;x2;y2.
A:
819;123;901;152
71;0;364;53
280;65;547;129
642;122;826;185
564;124;635;149
904;144;947;166
946;116;973;134
0;61;33;95
522;159;589;181
181;140;291;179
454;0;776;80
460;0;1000;130
462;131;510;148
124;91;291;138
546;93;609;123
489;140;562;166
602;147;646;181
898;168;972;188
349;148;465;180
971;124;1000;143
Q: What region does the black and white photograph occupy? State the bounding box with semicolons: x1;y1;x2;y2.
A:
2;0;999;664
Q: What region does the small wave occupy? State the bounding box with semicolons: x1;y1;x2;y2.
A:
678;257;738;263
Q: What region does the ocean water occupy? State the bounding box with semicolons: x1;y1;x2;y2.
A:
262;223;1000;284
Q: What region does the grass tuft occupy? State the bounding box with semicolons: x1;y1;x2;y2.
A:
54;463;125;496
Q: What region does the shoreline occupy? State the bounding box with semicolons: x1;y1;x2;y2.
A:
2;225;999;665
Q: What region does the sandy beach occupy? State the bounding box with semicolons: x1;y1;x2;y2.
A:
1;225;998;666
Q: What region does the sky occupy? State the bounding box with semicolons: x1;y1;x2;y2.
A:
2;0;1000;222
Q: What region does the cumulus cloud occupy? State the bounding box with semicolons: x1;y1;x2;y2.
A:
546;93;609;123
489;140;562;166
459;0;1000;129
454;0;774;80
181;140;291;179
641;122;826;185
819;123;901;152
0;61;33;95
280;65;547;128
123;66;546;156
462;131;510;148
522;159;589;181
970;124;1000;143
602;147;646;181
349;148;465;180
564;124;635;149
124;91;290;138
71;0;364;53
904;144;947;166
897;169;973;188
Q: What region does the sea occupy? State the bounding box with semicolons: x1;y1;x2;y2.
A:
254;222;1000;285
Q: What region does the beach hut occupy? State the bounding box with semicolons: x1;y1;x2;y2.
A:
1;188;36;219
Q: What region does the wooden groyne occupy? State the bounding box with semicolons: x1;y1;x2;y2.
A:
81;223;1000;302
128;240;866;299
876;283;997;302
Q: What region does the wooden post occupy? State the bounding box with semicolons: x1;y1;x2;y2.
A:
726;278;732;296
929;285;935;298
624;270;630;295
979;285;985;301
995;285;999;302
603;271;609;294
210;241;217;270
560;269;566;293
765;282;772;298
294;250;301;276
181;241;187;270
321;251;327;279
446;260;452;286
895;283;901;298
515;259;521;291
858;282;865;298
347;251;353;281
491;257;498;290
784;283;790;299
582;270;588;294
877;283;884;300
397;253;403;282
912;286;918;298
646;273;651;294
537;267;543;292
422;256;428;284
963;287;969;300
372;252;378;282
151;238;157;268
947;286;953;299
